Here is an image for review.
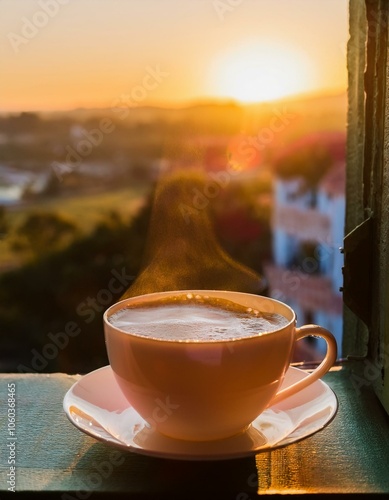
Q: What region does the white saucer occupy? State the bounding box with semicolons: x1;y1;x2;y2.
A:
63;365;337;461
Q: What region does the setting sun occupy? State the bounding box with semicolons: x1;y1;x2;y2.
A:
211;41;313;104
1;1;347;112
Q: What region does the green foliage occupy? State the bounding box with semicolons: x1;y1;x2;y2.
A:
0;177;271;374
0;203;151;373
209;176;272;275
11;211;79;259
272;131;347;189
274;141;333;187
0;206;8;238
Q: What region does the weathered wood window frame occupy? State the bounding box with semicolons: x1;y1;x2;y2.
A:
345;0;389;414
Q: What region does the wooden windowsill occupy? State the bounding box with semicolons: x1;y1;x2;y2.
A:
1;362;389;498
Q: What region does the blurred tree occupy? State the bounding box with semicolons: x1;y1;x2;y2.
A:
0;203;151;373
11;211;78;258
210;177;272;276
6;112;41;134
0;206;8;239
0;174;271;374
273;131;345;188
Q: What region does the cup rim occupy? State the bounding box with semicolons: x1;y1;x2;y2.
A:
103;290;296;344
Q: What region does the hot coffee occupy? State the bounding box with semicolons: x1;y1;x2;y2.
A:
108;293;289;342
104;290;337;441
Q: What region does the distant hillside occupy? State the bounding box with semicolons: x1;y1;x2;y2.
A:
32;92;347;134
275;91;347;126
0;92;347;175
247;91;347;115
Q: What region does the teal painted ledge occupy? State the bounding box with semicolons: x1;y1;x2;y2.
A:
0;363;389;498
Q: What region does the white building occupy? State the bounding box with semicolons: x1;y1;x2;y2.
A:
265;160;345;357
0;165;51;205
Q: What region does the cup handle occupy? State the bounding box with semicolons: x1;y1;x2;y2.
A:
270;324;337;406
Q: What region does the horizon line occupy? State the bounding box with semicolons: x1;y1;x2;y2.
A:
0;88;347;116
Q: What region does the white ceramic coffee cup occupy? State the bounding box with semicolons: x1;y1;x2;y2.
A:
104;290;337;442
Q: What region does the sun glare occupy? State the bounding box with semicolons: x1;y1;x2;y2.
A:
212;40;312;104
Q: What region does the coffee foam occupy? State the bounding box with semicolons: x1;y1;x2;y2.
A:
108;294;289;342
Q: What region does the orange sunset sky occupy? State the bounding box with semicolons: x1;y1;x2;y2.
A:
1;0;348;112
